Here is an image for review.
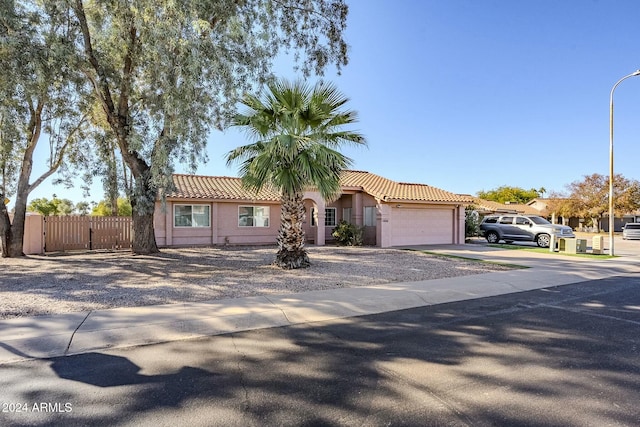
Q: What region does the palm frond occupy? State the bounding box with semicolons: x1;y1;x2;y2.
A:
226;77;366;199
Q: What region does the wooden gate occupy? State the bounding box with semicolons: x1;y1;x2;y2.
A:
45;216;132;252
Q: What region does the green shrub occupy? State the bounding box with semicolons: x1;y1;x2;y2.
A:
331;220;364;246
465;206;480;237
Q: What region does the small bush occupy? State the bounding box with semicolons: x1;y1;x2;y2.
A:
465;206;480;237
332;220;364;246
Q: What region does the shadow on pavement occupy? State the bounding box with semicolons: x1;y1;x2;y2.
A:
2;276;639;426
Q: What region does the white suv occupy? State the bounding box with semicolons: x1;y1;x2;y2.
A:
479;214;575;247
622;223;640;240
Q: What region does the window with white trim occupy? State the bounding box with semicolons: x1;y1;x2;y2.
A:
174;204;210;227
325;207;336;227
364;206;376;226
311;208;337;227
343;207;352;223
239;206;270;227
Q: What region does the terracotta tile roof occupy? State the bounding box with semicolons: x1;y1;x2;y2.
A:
340;170;473;203
168;171;472;204
169;174;281;201
472;198;541;215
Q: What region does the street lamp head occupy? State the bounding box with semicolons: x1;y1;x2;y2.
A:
633;70;640;76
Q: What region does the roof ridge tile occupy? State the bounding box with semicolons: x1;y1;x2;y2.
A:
170;171;472;204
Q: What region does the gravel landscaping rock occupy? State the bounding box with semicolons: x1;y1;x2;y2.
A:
1;245;513;319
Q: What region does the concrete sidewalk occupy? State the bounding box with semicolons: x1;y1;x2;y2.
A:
1;245;638;364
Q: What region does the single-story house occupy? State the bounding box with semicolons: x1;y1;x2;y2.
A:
471;198;541;216
154;170;473;248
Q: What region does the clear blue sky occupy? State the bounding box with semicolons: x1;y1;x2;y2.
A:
25;0;640;207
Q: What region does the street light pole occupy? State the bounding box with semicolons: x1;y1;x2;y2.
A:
609;70;640;256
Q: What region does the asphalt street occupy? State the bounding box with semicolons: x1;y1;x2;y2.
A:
1;276;640;427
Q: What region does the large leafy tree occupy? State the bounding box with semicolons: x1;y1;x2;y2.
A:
67;0;350;254
27;197;76;216
226;79;366;269
92;197;132;217
544;192;580;223
563;173;640;231
477;186;541;204
0;1;90;257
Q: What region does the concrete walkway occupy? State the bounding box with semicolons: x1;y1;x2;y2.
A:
1;245;638;364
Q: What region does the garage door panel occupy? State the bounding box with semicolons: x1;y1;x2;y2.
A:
390;208;453;245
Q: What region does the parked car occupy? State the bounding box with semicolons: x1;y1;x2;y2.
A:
622;223;640;240
479;214;575;248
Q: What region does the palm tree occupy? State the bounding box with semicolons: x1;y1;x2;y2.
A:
226;79;366;269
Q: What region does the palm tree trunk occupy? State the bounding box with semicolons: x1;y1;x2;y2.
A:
275;192;310;269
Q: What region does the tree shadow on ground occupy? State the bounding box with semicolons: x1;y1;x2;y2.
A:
0;246;514;318
2;277;639;426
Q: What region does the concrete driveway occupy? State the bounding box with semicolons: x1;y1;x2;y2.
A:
471;233;640;257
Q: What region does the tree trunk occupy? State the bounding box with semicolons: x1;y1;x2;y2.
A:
129;171;159;255
74;2;162;255
275;192;310;269
107;139;119;216
131;210;158;254
0;198;13;258
6;196;26;257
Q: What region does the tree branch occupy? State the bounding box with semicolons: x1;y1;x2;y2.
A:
271;0;333;23
27;112;89;194
71;0;117;131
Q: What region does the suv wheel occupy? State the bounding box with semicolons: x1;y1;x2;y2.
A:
536;234;550;248
486;231;499;244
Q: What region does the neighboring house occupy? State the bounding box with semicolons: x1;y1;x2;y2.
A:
599;212;640;232
471;198;541;216
470;197;581;229
154;170;473;248
472;197;584;228
526;198;578;228
474;197;640;231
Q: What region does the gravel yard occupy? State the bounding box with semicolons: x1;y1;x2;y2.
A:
1;245;512;319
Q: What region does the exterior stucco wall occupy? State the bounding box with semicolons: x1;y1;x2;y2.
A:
303;192;378;245
302;191;326;245
154;193;467;248
302;199;316;243
8;213;44;255
154;200;281;247
17;213;44;254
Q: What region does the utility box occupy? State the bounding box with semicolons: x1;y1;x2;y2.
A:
592;235;604;254
559;238;587;254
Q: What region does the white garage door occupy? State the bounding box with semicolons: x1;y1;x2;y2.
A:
390;208;453;246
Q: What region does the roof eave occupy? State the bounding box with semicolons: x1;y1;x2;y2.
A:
381;198;472;205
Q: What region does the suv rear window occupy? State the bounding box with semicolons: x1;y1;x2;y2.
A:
625;223;640;229
483;217;498;223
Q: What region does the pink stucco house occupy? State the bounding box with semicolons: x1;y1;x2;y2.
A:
154;170;473;248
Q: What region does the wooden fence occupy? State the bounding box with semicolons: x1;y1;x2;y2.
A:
44;216;132;252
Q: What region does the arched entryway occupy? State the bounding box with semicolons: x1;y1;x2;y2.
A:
302;191;326;246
